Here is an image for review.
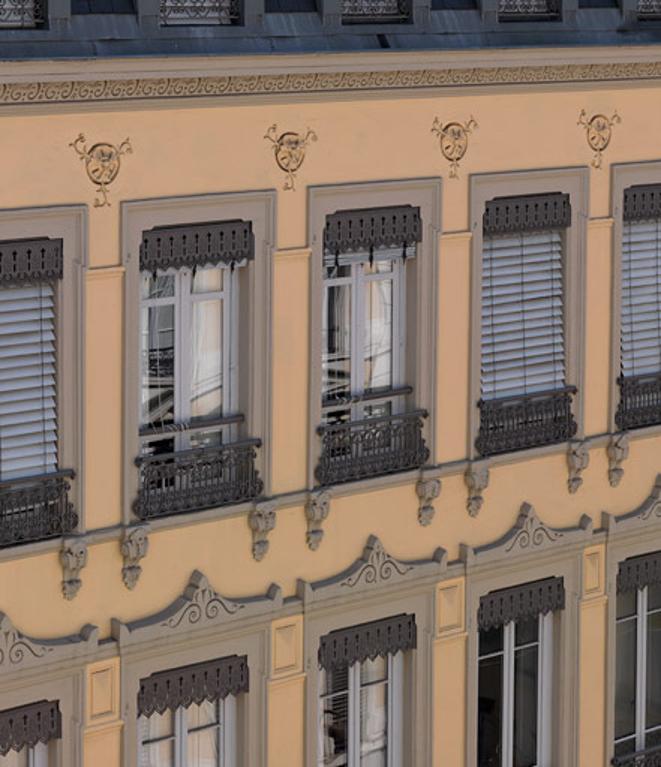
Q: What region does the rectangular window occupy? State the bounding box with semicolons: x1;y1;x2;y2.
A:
477;193;577;457
0;700;60;767
0;744;49;767
0;1;45;28
341;0;411;23
159;0;239;25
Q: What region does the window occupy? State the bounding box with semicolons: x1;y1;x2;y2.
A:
477;578;563;767
138;655;248;767
616;185;661;431
317;613;415;767
0;1;45;28
159;0;239;25
316;206;428;486
134;221;263;520
614;552;661;760
341;0;411;23
476;193;577;457
497;0;560;21
0;700;60;767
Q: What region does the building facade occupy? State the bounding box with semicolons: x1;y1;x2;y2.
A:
1;3;661;767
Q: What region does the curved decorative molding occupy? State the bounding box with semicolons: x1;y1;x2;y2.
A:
111;570;282;647
603;473;661;534
462;502;593;566
0;64;661;108
297;534;446;605
0;613;98;676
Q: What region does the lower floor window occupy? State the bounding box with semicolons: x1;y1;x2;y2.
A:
139;698;236;767
478;614;553;767
0;744;49;767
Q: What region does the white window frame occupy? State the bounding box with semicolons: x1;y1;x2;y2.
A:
318;653;404;767
478;613;553;767
139;697;237;767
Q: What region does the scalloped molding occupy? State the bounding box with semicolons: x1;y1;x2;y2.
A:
603;473;661;534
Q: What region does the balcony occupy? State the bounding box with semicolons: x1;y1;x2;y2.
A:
637;0;661;16
134;440;263;520
613;744;661;766
315;410;429;486
616;374;661;431
341;0;411;22
0;471;77;548
0;0;45;27
498;0;560;20
476;386;577;457
160;0;240;25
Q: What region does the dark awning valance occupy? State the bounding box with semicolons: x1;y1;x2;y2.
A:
483;193;571;236
318;613;416;672
0;700;61;756
140;220;254;274
478;577;565;631
617;550;661;594
323;205;422;257
623;184;661;222
0;238;63;286
138;654;249;718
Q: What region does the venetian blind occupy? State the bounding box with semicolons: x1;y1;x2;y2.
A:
481;228;566;400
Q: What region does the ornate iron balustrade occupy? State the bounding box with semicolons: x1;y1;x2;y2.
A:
0;0;44;27
341;0;411;22
498;0;560;18
616;374;661;431
315;410;429;486
476;387;577;457
134;439;263;519
0;471;77;548
160;0;240;25
638;0;661;15
613;744;661;767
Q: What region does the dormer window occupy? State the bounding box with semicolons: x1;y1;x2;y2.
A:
160;0;239;25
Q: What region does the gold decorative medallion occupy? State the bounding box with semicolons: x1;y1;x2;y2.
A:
431;116;478;178
577;110;621;169
70;133;132;207
264;124;317;191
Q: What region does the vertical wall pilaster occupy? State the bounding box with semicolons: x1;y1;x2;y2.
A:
82;657;123;767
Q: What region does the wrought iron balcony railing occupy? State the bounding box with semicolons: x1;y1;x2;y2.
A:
613;744;661;767
0;471;77;548
160;0;240;25
315;410;429;487
637;0;661;16
0;0;45;27
134;439;263;520
616;373;661;431
341;0;411;22
476;386;577;457
498;0;560;19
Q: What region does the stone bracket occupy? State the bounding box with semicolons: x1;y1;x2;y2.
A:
607;432;630;488
416;478;441;526
60;537;88;600
305;491;331;551
465;462;489;517
249;501;276;561
121;525;149;590
567;440;589;494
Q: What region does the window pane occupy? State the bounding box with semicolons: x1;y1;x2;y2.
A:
615;617;637;741
478;654;503;767
189;430;223;449
141;710;174;740
0;748;29;767
613;737;636;758
479;626;503;657
513;644;538;767
187;700;219;729
142;274;175;299
140;740;174;767
364;278;393;393
646;728;661;750
141;304;175;428
192;267;223;294
649;583;661;612
187;721;219;767
515;617;539;647
617;590;637;620
322;284;351;402
139;711;175;767
647;611;661;730
320;667;349;766
359;678;387;766
191;299;223;421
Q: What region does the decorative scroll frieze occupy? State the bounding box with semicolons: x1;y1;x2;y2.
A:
121;525;149;590
602;475;661;534
416;478;441;526
0;238;63;286
607;432;630;488
318;613;416;672
140;220;255;274
324;205;422;256
617;550;661;594
624;184;661;222
60;537;88;601
138;655;248;718
305;490;330;551
478;576;565;631
567;440;589;494
0;700;61;757
483;193;571;235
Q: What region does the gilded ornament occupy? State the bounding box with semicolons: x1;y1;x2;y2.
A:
264;124;317;191
69;133;132;207
577;110;621;169
431;116;478;178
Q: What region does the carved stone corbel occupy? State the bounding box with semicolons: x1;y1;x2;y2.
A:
249;502;276;561
305;491;331;551
416;479;442;526
607;432;630;488
465;463;489;517
567;441;590;494
60;537;88;600
121;525;149;590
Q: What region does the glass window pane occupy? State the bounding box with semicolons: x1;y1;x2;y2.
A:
613;738;636;759
141;304;175;428
189;430;223;450
141;710;174;740
646;728;661;750
360;656;388;685
140;740;175;767
324;264;351;280
191;299;223;421
647;611;661;730
515;617;539;647
187;723;219;767
139;711;174;767
187;700;219;729
360;679;387;766
363;402;392;420
615;618;637;741
513;645;538;767
322;284;351;402
479;626;504;657
478;655;503;767
365;259;393;275
617;590;637;620
142;274;175;299
0;748;29;767
192;268;223;294
364;278;393;393
649;583;661;612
